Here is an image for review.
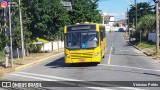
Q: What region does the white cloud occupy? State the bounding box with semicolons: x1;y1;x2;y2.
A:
102;12;108;15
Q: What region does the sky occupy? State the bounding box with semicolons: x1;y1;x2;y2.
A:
98;0;154;21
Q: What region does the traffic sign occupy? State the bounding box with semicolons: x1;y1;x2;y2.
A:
1;0;8;8
61;1;72;11
139;30;142;33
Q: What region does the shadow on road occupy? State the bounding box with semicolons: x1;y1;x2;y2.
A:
143;72;160;77
126;40;137;46
96;67;160;78
45;57;98;68
113;53;144;57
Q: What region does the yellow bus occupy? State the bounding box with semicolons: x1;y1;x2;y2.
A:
64;23;106;64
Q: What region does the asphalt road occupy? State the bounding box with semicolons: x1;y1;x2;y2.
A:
1;32;160;90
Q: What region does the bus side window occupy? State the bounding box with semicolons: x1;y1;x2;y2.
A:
101;31;103;41
103;29;106;38
100;28;103;41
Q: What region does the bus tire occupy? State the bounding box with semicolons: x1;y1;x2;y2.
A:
93;62;99;66
102;54;105;58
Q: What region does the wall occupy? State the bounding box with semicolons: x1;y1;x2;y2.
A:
148;32;160;42
13;40;64;58
41;41;64;51
105;25;110;32
13;48;22;58
109;22;114;27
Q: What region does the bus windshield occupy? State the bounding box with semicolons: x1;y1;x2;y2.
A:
65;31;98;49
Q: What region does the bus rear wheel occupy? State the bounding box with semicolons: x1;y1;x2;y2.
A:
102;54;105;58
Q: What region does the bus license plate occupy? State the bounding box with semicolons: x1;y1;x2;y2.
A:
79;59;84;62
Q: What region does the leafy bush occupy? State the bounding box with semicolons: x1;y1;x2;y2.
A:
135;14;155;40
136;41;155;49
0;51;5;61
28;44;43;53
0;33;9;51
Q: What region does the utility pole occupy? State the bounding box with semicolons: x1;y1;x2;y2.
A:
3;8;6;36
154;0;159;53
133;18;135;29
127;8;129;36
102;12;104;24
8;2;13;67
19;0;24;59
126;8;128;36
135;0;137;31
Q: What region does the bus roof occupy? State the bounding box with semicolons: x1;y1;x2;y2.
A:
66;23;97;27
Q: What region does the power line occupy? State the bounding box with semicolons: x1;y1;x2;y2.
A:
147;0;153;5
124;0;153;6
124;0;134;6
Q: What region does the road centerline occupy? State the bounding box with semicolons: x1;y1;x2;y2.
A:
108;43;113;65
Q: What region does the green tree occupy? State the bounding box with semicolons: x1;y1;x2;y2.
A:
113;23;120;27
10;0;70;53
128;2;153;27
1;0;103;53
0;33;9;50
24;0;69;40
136;14;155;40
12;1;32;54
65;0;102;24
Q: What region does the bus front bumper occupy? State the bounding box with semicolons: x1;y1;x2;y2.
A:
65;56;101;64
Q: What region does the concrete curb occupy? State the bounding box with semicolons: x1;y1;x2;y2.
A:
143;52;152;56
15;52;64;70
133;45;152;56
133;45;140;51
123;34;153;57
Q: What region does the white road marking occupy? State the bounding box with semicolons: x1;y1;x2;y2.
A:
108;43;113;65
16;72;81;81
11;73;88;88
11;73;114;90
11;73;56;81
99;64;160;72
11;72;147;90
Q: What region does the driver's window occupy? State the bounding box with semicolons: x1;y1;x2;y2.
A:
66;33;72;47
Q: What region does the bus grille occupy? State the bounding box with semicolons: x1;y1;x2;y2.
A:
70;52;93;59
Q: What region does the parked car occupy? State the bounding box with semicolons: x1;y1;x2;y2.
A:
118;28;125;32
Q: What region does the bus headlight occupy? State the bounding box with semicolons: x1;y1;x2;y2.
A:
93;52;99;57
65;54;70;58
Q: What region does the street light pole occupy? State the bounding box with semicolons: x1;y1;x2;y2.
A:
19;0;24;59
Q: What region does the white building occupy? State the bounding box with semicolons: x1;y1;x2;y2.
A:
101;12;115;32
108;16;115;27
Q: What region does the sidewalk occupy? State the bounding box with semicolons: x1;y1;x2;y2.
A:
122;33;160;60
0;49;64;77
